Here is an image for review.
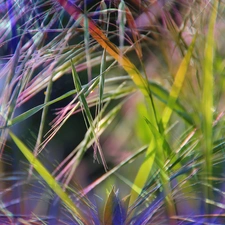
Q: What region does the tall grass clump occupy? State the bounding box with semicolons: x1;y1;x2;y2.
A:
1;0;225;224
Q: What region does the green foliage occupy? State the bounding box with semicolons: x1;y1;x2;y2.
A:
0;0;225;223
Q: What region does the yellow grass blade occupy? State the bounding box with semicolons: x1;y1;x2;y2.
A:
9;131;85;224
128;136;156;205
161;34;197;129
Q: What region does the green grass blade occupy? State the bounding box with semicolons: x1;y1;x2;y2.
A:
202;0;218;201
55;100;123;183
129;133;156;205
8;131;85;224
149;82;194;125
99;49;106;113
98;1;109;114
8;89;77;128
129;118;176;221
161;33;197;129
28;71;55;176
71;60;107;170
7;104;45;128
84;15;92;82
82;145;147;195
118;0;126;57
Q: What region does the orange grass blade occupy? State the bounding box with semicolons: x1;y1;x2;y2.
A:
57;0;148;95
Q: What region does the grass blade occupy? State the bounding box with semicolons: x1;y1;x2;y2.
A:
57;0;149;96
149;82;194;125
202;0;218;203
129;133;156;205
9;131;85;224
81;145;147;196
71;60;107;171
161;33;197;129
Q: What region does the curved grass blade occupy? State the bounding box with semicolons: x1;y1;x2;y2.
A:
9;131;85;225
